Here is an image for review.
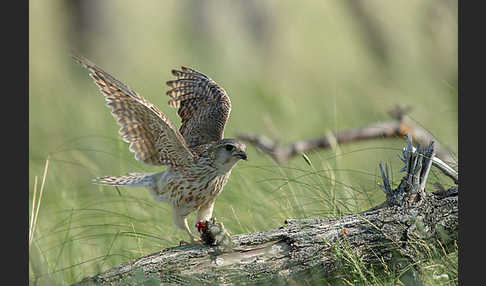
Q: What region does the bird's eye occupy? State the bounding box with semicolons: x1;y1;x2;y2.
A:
225;145;235;152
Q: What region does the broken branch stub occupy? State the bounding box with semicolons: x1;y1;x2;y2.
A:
380;135;436;207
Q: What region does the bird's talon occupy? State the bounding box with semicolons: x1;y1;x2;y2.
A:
179;240;190;246
195;220;207;234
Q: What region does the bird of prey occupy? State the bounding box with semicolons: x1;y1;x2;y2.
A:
72;55;247;243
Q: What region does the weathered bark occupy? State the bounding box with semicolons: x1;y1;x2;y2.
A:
73;188;457;286
72;138;458;286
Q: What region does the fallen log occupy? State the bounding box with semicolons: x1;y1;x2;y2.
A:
73;136;458;285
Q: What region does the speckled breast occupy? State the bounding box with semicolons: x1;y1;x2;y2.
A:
168;167;232;214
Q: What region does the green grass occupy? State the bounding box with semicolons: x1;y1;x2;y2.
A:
29;1;457;285
318;229;458;286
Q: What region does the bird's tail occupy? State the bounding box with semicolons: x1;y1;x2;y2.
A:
92;172;155;187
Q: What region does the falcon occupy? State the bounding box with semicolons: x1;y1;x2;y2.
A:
73;55;247;243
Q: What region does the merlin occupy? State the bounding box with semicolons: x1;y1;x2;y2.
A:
73;55;247;243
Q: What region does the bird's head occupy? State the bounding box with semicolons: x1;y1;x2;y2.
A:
209;139;247;173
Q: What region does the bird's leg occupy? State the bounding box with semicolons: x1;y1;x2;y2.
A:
194;200;215;234
195;200;233;248
173;213;198;245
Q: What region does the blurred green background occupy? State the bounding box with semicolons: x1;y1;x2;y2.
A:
29;0;457;285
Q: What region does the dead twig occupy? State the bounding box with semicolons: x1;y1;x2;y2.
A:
237;105;458;184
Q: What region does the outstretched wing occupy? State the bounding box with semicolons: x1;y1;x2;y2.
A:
73;55;195;167
166;66;231;148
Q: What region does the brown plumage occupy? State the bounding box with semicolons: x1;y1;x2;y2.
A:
166;66;232;148
73;55;247;242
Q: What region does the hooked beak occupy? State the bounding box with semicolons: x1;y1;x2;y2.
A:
234;151;248;161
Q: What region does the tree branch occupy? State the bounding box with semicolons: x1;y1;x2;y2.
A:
236;105;458;184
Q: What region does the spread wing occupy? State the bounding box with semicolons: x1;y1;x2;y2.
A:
166;66;231;148
72;55;195;167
